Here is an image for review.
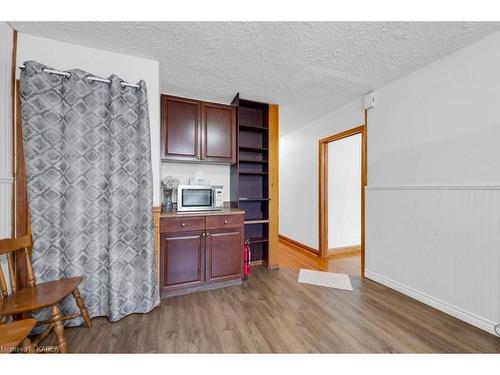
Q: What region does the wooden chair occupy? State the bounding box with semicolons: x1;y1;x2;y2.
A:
0;235;91;353
0;318;36;353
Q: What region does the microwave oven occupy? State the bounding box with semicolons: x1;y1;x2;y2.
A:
177;185;224;212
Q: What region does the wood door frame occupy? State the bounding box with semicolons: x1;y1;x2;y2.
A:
267;104;279;269
318;121;367;277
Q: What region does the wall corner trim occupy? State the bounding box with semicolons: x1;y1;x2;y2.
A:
365;270;499;336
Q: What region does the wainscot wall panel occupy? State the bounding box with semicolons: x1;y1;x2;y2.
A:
365;186;500;335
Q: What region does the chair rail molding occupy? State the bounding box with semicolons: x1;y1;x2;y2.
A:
0;176;14;183
366;185;500;190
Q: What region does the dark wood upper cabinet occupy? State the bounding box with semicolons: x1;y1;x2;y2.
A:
161;96;201;162
202;103;236;163
161;94;236;164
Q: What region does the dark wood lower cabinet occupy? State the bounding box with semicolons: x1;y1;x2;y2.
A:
160;231;205;295
159;212;244;298
206;229;243;283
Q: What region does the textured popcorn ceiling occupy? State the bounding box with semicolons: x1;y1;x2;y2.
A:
11;22;500;133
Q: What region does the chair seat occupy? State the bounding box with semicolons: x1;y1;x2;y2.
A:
0;318;37;353
0;277;82;316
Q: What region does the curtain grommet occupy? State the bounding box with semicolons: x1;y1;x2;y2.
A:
120;81;139;90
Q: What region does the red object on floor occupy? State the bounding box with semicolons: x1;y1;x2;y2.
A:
243;239;251;278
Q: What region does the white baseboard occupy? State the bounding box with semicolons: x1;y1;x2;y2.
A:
365;270;499;337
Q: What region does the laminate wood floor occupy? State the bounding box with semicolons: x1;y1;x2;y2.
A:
278;239;361;276
41;267;499;353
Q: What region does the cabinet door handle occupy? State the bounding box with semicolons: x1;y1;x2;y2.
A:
202;156;205;160
206;232;210;236
224;220;228;224
202;233;205;237
181;223;186;227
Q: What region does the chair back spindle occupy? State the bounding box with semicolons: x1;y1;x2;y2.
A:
0;235;34;294
0;258;8;299
24;248;35;287
6;253;17;293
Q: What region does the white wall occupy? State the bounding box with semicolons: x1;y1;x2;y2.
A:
364;30;500;335
160;163;230;203
0;22;13;237
0;22;14;291
15;33;162;205
280;30;500;335
368;36;500;187
279;99;365;249
328;134;361;249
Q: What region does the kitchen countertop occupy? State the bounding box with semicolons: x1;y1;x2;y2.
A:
160;207;245;218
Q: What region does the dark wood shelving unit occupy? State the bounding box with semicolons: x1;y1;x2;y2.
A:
239;159;269;164
239;171;268;175
239;198;270;201
247;237;269;244
239;124;269;133
231;94;271;264
244;219;269;224
239;146;268;152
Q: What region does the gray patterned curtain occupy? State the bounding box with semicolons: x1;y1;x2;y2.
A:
20;61;159;324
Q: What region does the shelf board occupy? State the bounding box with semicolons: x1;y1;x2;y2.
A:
239;146;268;152
239;159;269;164
244;219;269;225
239;171;268;176
239;198;270;201
239;124;269;133
246;236;269;244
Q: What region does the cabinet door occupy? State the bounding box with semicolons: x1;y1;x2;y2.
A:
161;95;201;161
206;228;243;283
202;103;236;163
160;231;205;295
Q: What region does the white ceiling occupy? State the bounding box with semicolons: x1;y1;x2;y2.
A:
11;22;500;133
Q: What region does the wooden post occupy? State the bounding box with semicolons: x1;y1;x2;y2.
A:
153;206;161;283
268;104;279;269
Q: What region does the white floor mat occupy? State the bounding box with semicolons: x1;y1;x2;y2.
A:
298;269;353;291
